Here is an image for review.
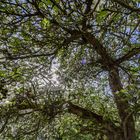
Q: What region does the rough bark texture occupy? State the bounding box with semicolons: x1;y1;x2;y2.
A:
109;68;135;140
84;32;136;140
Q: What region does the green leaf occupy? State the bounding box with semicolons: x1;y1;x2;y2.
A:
41;18;50;29
96;11;108;23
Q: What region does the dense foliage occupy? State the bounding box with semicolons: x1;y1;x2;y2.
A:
0;0;140;140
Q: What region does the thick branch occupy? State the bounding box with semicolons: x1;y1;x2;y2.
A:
108;68;135;139
83;32;115;69
83;32;136;139
116;47;140;64
8;97;120;133
15;99;103;123
67;102;103;122
82;0;93;30
67;102;119;133
112;0;140;12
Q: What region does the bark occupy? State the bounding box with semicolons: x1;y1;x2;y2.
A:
84;32;136;140
116;47;140;64
67;102;121;137
112;0;140;12
109;67;135;140
67;102;103;122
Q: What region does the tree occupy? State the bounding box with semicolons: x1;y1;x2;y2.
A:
0;0;140;140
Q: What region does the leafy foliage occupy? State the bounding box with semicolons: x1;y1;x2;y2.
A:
0;0;140;140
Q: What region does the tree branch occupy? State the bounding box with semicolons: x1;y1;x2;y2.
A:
83;32;115;70
7;96;120;133
112;0;140;12
67;102;103;122
67;102;120;133
116;47;140;64
0;10;39;17
0;114;10;133
0;51;57;60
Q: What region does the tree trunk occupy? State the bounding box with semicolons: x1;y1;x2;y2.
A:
107;132;124;140
108;67;135;140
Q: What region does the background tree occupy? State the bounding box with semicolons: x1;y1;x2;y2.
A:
0;0;140;140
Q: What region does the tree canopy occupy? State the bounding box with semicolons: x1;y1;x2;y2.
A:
0;0;140;140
